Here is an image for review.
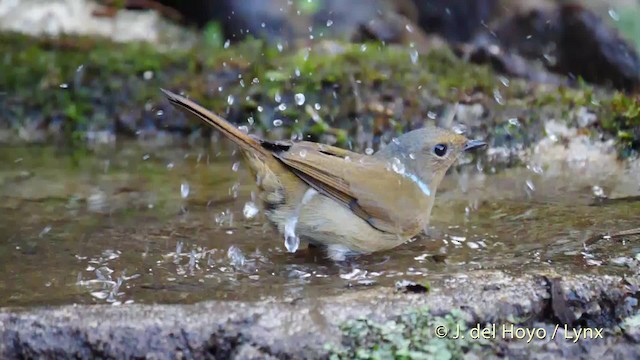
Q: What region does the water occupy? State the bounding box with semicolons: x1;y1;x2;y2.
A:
0;142;638;307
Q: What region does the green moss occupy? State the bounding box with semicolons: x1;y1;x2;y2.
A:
1;30;638;156
328;307;492;359
597;92;640;156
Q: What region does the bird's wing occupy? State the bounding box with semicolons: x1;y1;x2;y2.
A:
274;142;429;235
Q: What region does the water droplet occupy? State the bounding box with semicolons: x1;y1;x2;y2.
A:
156;110;164;117
410;49;419;64
608;9;620;21
525;180;535;192
592;185;606;198
360;44;367;52
390;157;405;175
59;83;69;89
261;22;266;28
252;77;260;84
277;42;283;52
227;246;245;267
243;202;259;219
278;103;287;111
409;153;416;160
427;111;437;120
493;89;504;105
180;182;190;198
405;24;413;33
143;70;154;80
231;162;240;172
238;125;249;133
314;103;321;110
274;92;282;103
247;116;255;125
257;106;264;113
224;39;231;48
299;149;307;157
273;119;283;127
326;19;333;27
452;124;467;134
365;148;374;155
295;93;306;105
227;95;235;105
508;118;520;127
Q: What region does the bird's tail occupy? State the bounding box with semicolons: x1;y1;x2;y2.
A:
161;88;269;157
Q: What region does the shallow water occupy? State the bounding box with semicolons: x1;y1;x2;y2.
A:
0;141;639;307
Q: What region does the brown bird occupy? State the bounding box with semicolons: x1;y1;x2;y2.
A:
161;89;486;261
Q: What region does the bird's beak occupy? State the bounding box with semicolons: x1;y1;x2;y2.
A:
463;140;487;152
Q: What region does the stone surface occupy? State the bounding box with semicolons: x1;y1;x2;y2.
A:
0;0;194;47
1;271;639;359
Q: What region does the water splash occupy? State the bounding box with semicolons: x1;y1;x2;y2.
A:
592;185;606;198
283;189;318;253
243;201;259;219
284;225;300;253
227;246;245;267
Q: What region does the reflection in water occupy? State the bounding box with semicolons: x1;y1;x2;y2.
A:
0;142;638;307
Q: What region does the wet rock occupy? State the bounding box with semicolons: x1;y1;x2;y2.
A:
160;0;497;45
459;41;567;85
158;0;400;43
484;4;640;91
351;11;443;54
410;0;498;43
0;0;194;46
555;4;640;91
1;271;639;358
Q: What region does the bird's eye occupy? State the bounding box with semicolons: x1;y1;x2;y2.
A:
433;144;448;157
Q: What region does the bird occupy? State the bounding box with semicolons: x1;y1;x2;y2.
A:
161;89;486;261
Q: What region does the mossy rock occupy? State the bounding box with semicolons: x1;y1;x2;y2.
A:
0;31;637;157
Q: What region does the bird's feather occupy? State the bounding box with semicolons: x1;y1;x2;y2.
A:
273;142;431;235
